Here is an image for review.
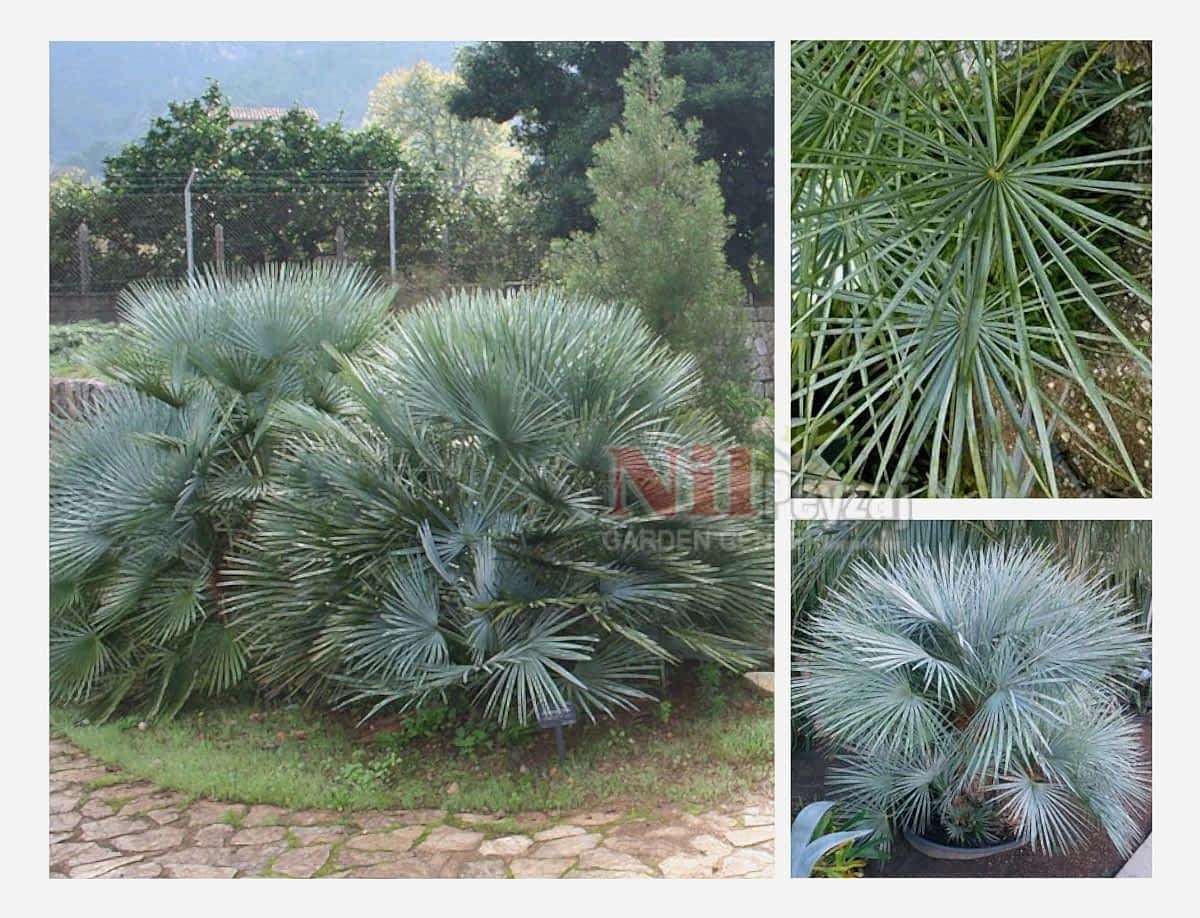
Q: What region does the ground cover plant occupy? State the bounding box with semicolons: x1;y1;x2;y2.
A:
795;538;1150;857
792;41;1152;497
50;266;771;733
50;321;124;378
51;665;771;814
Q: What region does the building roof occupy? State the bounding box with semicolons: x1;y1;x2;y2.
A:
228;106;318;123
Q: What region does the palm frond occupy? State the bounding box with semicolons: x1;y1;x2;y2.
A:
793;40;1151;497
797;535;1149;855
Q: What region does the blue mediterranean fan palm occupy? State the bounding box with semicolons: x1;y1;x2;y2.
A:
226;288;771;725
797;541;1149;856
49;263;395;718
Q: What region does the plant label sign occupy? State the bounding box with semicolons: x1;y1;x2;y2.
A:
535;702;577;767
535;702;577;729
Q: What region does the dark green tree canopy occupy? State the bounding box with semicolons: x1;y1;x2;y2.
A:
450;41;773;291
103;83;433;193
53;83;443;289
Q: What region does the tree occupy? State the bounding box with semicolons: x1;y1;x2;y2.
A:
546;43;753;434
365;61;519;197
450;41;773;295
53;83;444;288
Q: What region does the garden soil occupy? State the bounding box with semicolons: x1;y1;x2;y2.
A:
792;715;1152;878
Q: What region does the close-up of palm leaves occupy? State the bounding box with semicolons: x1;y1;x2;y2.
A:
226;288;770;726
49;263;396;718
793;41;1151;497
794;532;1151;856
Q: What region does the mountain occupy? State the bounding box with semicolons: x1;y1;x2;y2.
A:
50;42;462;176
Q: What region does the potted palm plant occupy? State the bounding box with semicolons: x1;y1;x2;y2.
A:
795;542;1149;859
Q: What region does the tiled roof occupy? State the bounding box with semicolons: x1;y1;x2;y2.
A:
228;106;318;122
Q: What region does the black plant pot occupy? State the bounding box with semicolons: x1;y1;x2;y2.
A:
902;826;1027;861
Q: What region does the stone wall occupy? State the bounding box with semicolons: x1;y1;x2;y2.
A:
50;294;122;324
50;377;108;424
748;305;773;400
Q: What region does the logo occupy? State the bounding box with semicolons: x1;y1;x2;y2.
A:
609;445;755;517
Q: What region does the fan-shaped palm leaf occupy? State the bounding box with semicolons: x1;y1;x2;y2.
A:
797;541;1148;856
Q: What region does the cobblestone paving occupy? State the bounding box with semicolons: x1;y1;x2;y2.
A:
49;739;774;879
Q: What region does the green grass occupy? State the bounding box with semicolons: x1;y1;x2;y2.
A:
50;673;771;815
49;320;121;378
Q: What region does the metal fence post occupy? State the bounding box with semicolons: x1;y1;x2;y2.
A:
388;167;402;279
214;223;225;275
76;222;91;295
184;167;198;280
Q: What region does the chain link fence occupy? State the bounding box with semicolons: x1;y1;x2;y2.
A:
47;171;769;396
50;173;540;322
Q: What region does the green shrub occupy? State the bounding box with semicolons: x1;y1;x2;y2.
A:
696;661;728;715
796;542;1149;856
374;703;460;750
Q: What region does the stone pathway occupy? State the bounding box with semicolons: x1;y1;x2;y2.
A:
49;738;773;879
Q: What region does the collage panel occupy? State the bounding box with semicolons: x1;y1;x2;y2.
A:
791;519;1152;877
47;40;776;880
791;41;1152;498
